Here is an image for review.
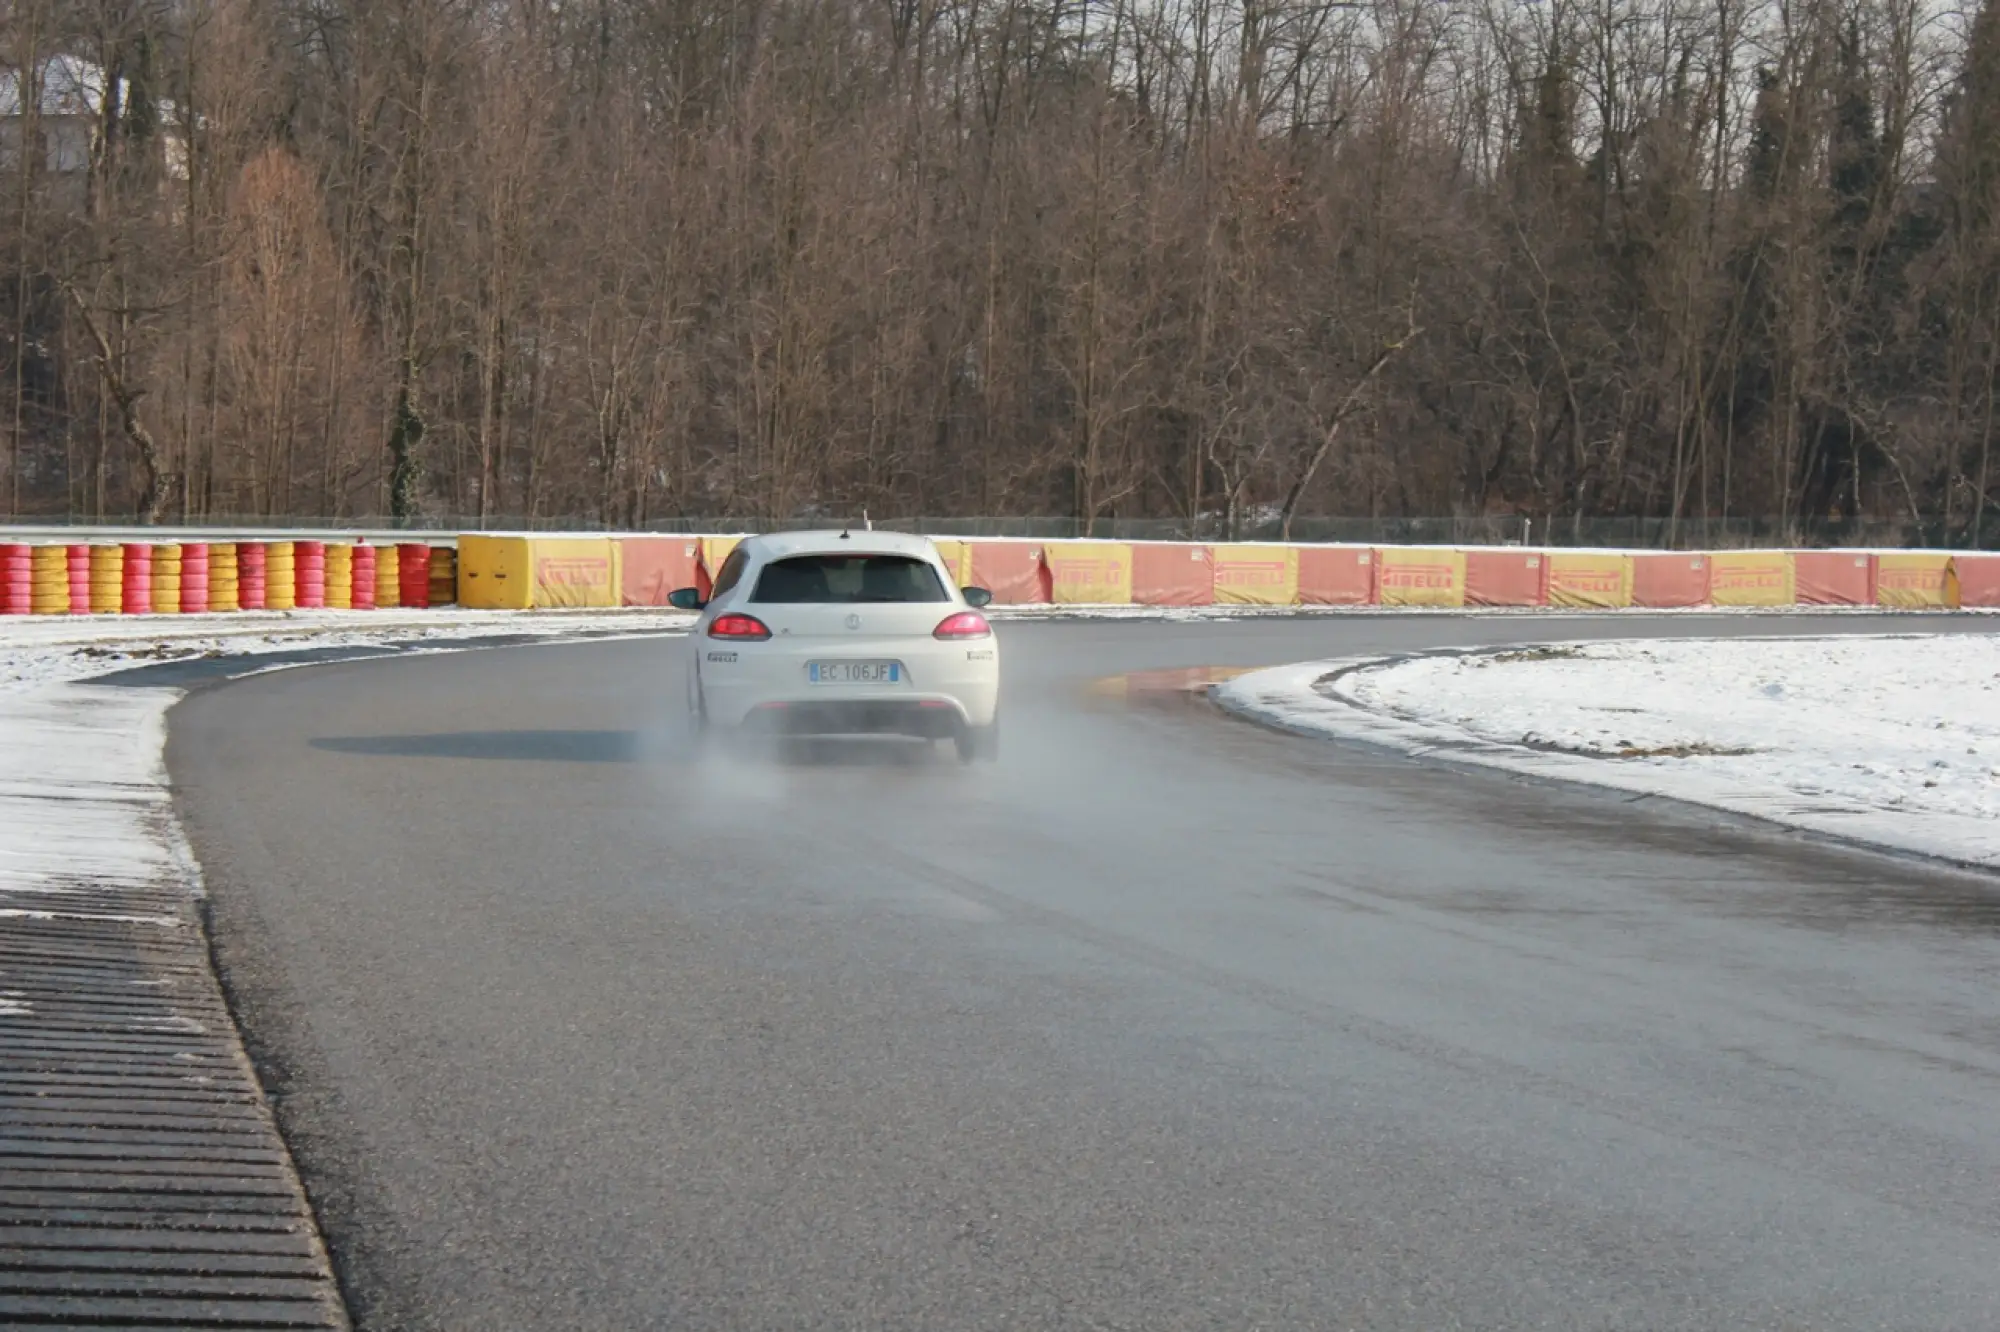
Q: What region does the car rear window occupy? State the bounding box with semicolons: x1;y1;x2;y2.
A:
750;554;949;604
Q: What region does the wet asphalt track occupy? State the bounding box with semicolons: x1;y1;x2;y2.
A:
168;614;2000;1331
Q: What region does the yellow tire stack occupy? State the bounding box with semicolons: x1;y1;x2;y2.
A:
429;546;457;606
29;546;70;613
325;543;354;609
150;544;183;614
89;545;124;612
208;542;241;612
265;541;296;610
374;545;400;607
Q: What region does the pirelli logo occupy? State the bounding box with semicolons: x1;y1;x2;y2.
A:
1551;569;1624;593
1380;567;1459;590
1878;568;1946;590
1712;568;1787;590
1216;562;1291;586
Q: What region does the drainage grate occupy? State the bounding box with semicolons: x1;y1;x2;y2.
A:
0;876;347;1329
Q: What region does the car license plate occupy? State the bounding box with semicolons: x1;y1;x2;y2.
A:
809;660;901;684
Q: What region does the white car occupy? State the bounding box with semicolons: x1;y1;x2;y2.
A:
671;531;1001;761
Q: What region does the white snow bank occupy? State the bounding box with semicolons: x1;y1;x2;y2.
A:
1215;635;2000;868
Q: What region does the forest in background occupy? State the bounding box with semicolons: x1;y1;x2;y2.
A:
3;0;1999;544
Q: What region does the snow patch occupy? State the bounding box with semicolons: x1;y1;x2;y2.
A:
1215;635;2000;868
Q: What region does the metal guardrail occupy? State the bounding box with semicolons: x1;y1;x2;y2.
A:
0;525;459;546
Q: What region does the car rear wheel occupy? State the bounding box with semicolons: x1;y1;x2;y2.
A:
954;719;1000;764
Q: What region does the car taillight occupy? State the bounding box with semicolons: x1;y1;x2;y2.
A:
709;613;771;640
934;611;992;639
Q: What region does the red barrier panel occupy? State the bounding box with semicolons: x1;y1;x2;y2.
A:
0;544;29;614
1794;551;1875;605
1297;546;1375;605
120;544;152;614
1632;553;1710;607
397;544;431;608
351;545;378;610
1130;543;1213;605
238;543;267;610
179;543;211;614
968;541;1048;604
1957;553;2000;608
621;537;702;606
295;541;327;609
66;545;90;613
1465;549;1546;607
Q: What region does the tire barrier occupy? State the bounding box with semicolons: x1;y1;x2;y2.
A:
89;544;123;613
294;541;326;610
0;543;28;614
30;544;69;613
121;543;152;614
324;543;353;610
265;541;296;611
428;546;456;608
351;545;378;610
238;543;268;611
179;543;211;614
66;545;90;613
150;544;183;614
398;544;431;608
373;544;400;609
0;534;1990;615
208;542;241;613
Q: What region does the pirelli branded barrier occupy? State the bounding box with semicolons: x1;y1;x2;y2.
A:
2;534;1999;614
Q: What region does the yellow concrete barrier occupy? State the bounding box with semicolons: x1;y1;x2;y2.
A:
1707;551;1794;606
1546;552;1633;608
1377;548;1466;608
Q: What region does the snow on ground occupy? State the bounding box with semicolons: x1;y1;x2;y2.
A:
1215;635;2000;868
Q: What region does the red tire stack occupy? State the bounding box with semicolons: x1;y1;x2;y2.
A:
351;545;378;609
398;543;431;609
295;540;327;609
0;544;29;614
121;544;153;613
238;543;268;610
180;542;211;613
66;545;91;613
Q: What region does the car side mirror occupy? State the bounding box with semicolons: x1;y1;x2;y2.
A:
668;587;707;611
961;586;993;608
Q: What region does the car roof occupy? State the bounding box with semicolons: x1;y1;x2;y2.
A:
741;530;943;562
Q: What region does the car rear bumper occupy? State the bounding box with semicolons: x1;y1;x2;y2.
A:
736;697;971;738
697;646;999;731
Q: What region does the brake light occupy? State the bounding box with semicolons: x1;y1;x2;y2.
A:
709;613;771;640
934;611;991;639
